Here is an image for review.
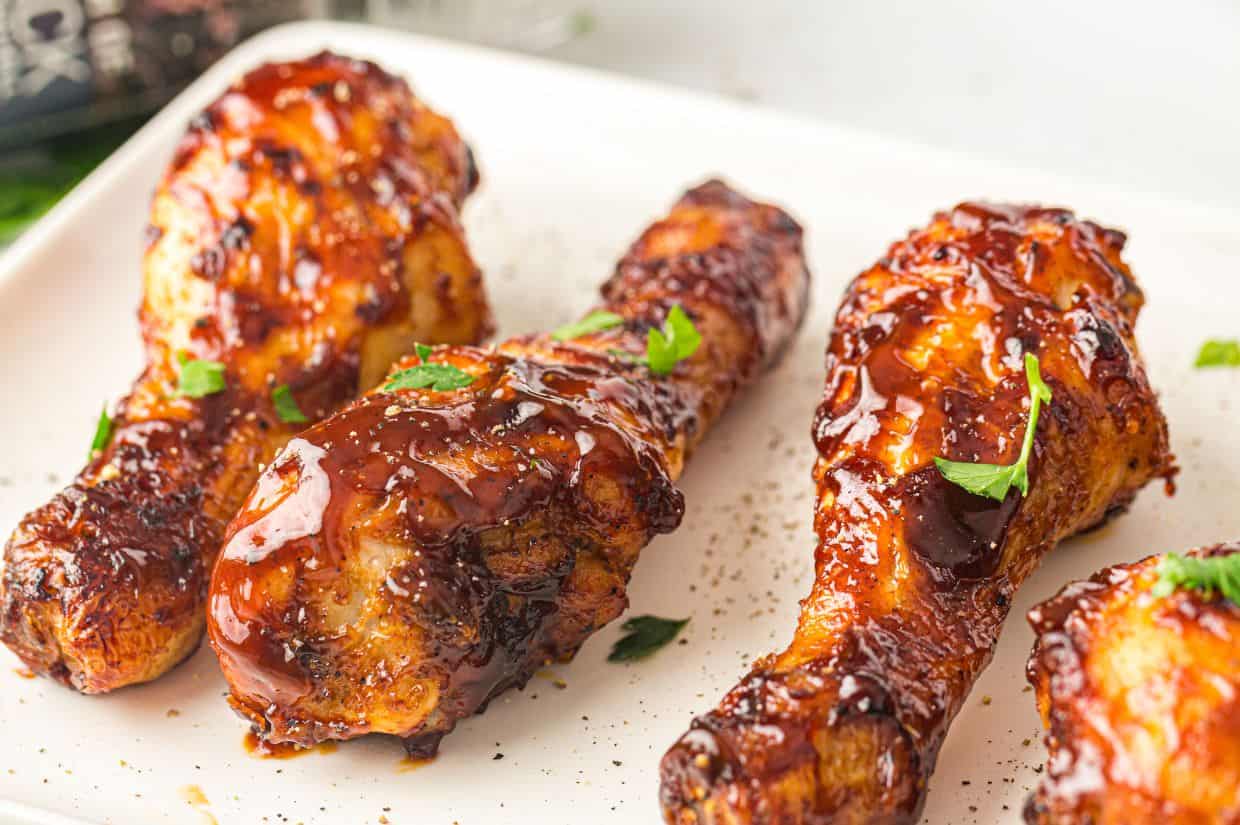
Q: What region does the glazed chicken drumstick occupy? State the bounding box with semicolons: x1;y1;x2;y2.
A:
0;52;492;693
1026;544;1240;824
207;180;810;755
660;203;1173;824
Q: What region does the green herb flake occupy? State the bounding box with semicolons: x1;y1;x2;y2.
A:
1195;339;1240;368
1153;552;1240;605
272;384;308;424
0;116;140;244
552;311;625;342
415;343;433;362
89;405;113;458
385;363;475;392
934;353;1052;501
607;615;689;662
176;354;227;398
598;306;701;375
646;305;701;376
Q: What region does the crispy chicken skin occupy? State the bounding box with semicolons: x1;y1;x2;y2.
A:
660;203;1174;824
0;52;492;694
1025;545;1240;824
207;180;811;755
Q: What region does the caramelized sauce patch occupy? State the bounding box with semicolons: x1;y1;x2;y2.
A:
212;351;687;717
243;730;338;759
900;466;1020;579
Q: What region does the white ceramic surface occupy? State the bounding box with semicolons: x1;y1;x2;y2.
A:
0;21;1237;825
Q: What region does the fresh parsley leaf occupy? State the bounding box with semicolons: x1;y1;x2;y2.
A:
599;306;700;375
932;460;1027;501
415;342;433;362
646;328;677;374
1153;552;1240;605
667;305;702;357
272;384;308;424
552;311;624;342
935;353;1052;501
89;405;113;458
385;363;475;392
176;354;227;398
1195;339;1240;368
608;615;689;662
646;305;701;376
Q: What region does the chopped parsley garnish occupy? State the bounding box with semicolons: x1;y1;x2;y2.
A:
607;305;701;376
1153;552;1240;605
385;363;475;392
176;352;227;398
1195;339;1240;368
272;384;308;423
608;615;689;662
552;311;624;342
935;353;1052;501
647;305;701;375
89;405;113;458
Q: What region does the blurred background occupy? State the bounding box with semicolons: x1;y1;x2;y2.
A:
2;0;1237;242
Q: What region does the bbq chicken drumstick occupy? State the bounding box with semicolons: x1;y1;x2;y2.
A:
207;180;810;755
1026;544;1240;824
0;52;492;694
660;203;1173;824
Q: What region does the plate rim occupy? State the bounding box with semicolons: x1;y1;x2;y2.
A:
3;18;1238;302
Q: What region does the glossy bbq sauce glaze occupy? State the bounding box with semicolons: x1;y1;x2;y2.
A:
213;351;688;752
207;181;811;755
169;51;486;364
0;51;490;693
660;203;1174;825
1025;544;1240;824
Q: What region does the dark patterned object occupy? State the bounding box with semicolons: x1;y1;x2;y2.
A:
0;0;303;149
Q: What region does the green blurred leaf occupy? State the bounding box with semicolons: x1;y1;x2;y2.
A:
608;615;689;662
0;116;143;244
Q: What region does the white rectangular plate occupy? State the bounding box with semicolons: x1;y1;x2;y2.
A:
1;21;1238;825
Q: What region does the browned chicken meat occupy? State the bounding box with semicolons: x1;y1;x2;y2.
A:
660;203;1174;824
206;180;811;755
1025;544;1240;824
0;52;492;694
